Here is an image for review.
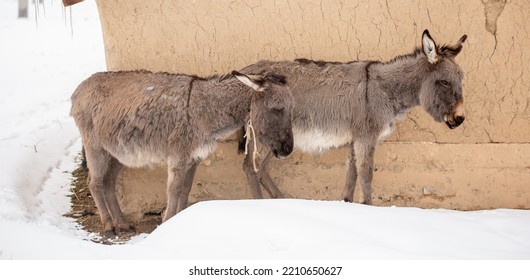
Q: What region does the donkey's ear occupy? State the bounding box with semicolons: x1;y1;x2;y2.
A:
232;71;265;92
441;34;467;57
422;30;441;64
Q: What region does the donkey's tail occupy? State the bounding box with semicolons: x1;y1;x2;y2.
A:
80;145;88;171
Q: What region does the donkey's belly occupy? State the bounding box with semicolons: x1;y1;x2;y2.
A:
293;128;352;153
108;143;217;168
112;149;167;168
191;142;217;161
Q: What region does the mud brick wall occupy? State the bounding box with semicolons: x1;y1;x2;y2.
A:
94;0;529;221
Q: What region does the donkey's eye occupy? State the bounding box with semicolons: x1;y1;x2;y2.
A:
438;80;450;88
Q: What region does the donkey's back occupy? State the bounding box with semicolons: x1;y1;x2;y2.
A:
242;59;370;152
71;71;192;167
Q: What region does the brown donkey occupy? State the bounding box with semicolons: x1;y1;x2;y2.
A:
240;30;467;204
71;70;294;236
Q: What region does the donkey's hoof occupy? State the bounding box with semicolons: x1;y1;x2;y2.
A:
270;193;285;199
117;225;135;234
360;199;373;205
103;229;117;238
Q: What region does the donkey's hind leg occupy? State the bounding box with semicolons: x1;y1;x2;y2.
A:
355;140;376;205
342;144;358;203
163;159;195;222
102;157;134;234
83;145;116;237
175;161;200;214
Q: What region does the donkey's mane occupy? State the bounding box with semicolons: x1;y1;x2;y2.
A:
385;48;424;64
295;57;381;67
295;58;357;66
102;69;237;83
262;72;288;85
105;69;289;87
295;47;426;67
205;72;234;82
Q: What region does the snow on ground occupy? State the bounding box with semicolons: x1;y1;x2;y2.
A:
0;0;529;278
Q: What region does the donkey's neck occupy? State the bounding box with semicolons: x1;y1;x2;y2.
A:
371;51;429;116
193;79;253;139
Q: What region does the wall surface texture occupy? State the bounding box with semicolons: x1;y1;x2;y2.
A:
94;0;529;221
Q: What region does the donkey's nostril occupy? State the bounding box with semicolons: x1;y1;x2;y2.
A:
455;116;465;124
446;115;465;129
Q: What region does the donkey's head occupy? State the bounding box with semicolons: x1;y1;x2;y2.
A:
419;30;467;129
233;71;294;158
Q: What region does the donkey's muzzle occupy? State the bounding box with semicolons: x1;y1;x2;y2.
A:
445;101;465;129
445;115;465;129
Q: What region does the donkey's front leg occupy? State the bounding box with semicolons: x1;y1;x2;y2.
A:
259;152;284;198
242;143;264;199
342;143;358;203
164;161;193;222
355;140;376;205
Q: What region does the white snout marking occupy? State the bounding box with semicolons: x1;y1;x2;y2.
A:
454;102;465;117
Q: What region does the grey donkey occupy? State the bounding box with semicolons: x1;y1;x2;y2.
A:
71;70;294;236
240;30;467;204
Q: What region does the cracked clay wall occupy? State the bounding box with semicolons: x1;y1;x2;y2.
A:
94;0;530;220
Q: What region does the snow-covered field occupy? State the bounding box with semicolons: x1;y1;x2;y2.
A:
0;0;529;278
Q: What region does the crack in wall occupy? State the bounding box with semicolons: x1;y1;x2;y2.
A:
384;0;398;31
482;0;507;57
